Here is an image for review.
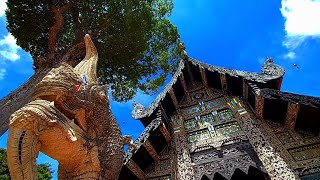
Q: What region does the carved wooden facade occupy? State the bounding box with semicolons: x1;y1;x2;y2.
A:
121;57;320;180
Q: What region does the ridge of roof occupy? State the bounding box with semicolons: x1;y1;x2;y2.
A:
260;88;320;108
132;57;285;119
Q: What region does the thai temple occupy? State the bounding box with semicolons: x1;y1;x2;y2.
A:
119;56;320;180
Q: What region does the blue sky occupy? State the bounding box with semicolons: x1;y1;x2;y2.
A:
0;0;320;179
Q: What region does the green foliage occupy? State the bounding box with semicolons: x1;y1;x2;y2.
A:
6;0;181;101
37;163;53;180
0;149;10;180
0;149;53;180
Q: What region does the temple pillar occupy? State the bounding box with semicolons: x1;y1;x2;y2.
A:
255;95;264;119
242;79;248;101
237;112;298;179
173;134;195;180
220;73;227;93
285;102;300;130
173;120;195;180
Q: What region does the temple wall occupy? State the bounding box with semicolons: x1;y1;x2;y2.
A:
144;86;320;180
256;116;320;179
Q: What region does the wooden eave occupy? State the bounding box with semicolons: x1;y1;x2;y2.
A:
247;84;320;133
121;110;171;178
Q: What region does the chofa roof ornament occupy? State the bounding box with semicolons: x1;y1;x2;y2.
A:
132;102;146;119
179;41;188;60
262;56;285;77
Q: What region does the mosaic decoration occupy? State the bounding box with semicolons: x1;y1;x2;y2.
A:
228;97;247;115
182;106;200;116
206;98;225;109
187;129;210;143
276;132;295;144
217;109;233;121
184;119;197;131
214;122;241;137
301;166;320;177
201;113;215;124
191;142;265;179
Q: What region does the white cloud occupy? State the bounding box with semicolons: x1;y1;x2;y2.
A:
0;0;7;17
0;68;6;80
280;0;320;49
0;33;20;61
283;51;296;59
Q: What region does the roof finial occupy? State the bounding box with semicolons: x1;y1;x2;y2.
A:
178;38;188;60
266;56;274;63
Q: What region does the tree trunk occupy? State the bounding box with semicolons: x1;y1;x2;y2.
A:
0;70;49;137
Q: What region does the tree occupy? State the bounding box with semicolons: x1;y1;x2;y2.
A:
0;149;53;180
0;0;183;136
0;149;10;180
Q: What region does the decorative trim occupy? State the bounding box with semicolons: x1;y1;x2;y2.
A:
131;60;185;119
173;134;195;179
124;117;162;164
189;57;284;83
192;141;265;179
237;112;297;179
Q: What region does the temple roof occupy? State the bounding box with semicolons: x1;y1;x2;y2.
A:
132;57;285;120
123;56;320;179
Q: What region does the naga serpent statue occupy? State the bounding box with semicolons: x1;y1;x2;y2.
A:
7;34;136;180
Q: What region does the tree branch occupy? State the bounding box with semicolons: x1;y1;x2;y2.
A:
48;5;63;54
70;2;84;45
48;3;71;55
91;14;113;39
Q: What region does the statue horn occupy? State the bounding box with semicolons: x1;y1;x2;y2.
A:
74;34;98;84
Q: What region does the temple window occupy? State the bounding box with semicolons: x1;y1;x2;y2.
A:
215;122;241;137
201;114;215;124
184;119;196;131
218;109;233;121
187;129;210;143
